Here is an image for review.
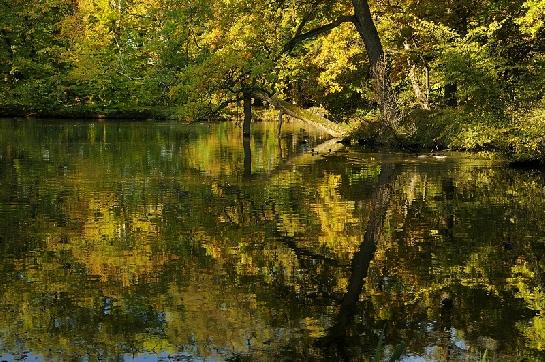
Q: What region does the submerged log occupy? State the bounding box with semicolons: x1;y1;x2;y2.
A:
254;92;349;138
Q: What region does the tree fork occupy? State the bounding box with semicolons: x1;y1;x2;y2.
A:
283;15;355;53
283;1;383;72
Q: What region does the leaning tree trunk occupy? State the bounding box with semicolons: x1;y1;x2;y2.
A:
352;0;383;70
352;0;399;128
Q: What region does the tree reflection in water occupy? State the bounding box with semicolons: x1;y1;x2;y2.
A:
0;120;543;360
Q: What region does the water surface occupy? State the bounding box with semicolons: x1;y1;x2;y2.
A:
0;119;544;361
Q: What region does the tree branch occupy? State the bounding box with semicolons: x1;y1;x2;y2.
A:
283;15;355;54
199;96;242;120
293;13;312;39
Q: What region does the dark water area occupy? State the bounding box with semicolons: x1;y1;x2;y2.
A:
0;119;544;361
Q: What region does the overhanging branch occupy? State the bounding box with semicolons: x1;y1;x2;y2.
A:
283;15;355;54
200;96;243;120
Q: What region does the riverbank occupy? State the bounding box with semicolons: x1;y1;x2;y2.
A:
3;103;545;167
0;105;175;120
349;107;545;167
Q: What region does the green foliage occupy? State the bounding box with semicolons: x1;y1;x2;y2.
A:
0;0;72;110
518;0;545;37
505;103;545;164
434;32;502;111
370;0;545;160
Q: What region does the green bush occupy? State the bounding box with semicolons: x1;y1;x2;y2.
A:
506;105;545;164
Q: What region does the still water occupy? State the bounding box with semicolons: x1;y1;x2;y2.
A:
0;119;544;361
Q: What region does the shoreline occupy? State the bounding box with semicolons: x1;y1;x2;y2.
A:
2;108;543;168
0;106;173;120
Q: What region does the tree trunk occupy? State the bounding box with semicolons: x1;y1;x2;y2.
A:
352;0;384;70
404;43;430;110
425;65;430;106
352;0;401;127
283;0;393;123
243;92;252;138
444;83;458;107
284;1;383;71
277;110;284;136
0;30;14;83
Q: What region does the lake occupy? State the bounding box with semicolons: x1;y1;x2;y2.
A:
0;119;544;361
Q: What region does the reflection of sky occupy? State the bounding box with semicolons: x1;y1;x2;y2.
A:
401;327;471;362
450;327;468;351
0;347;228;361
401;355;428;362
123;352;218;361
0;352;224;362
0;353;42;361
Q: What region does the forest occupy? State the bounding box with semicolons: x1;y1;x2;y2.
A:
1;0;545;162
